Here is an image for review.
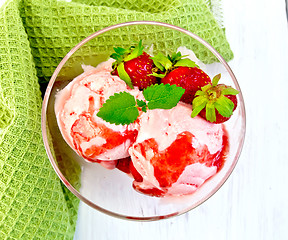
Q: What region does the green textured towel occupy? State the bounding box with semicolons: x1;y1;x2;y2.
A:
0;0;233;239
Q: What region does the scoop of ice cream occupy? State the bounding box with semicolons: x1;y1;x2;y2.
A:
128;102;228;197
55;59;141;162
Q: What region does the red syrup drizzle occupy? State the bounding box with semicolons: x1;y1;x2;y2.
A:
133;183;166;197
116;157;131;174
130;127;230;197
116;157;143;182
70;96;138;161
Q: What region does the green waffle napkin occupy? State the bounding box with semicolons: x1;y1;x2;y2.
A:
0;0;233;239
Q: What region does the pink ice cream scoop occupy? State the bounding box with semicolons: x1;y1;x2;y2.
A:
55;59;141;164
55;58;229;197
128;102;229;197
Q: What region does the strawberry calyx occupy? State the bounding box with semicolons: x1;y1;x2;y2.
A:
191;74;239;123
110;40;145;88
111;40;144;67
151;51;198;78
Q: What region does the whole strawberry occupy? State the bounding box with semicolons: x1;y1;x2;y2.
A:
151;52;211;104
191;74;239;124
111;40;158;90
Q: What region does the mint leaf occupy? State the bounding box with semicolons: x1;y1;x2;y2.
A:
137;99;148;112
143;83;185;109
141;105;147;112
97;84;185;125
136;99;146;107
97;92;139;125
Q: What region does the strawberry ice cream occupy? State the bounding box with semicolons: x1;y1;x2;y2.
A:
55;55;229;197
129;102;228;197
55;59;140;164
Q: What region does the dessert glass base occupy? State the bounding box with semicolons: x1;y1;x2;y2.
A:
41;21;246;221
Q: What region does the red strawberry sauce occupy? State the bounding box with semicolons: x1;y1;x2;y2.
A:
71;114;138;161
70;96;138;161
129;127;229;197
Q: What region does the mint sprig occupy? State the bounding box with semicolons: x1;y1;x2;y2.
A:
110;40;145;89
136;99;147;112
97;84;185;125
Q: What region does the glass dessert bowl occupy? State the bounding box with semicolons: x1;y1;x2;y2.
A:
41;21;246;221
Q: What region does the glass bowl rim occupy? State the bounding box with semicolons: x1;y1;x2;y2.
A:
41;20;246;221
